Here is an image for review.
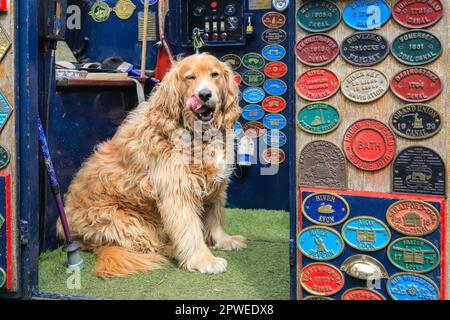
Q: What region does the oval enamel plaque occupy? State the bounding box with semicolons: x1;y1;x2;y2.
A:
262;96;286;113
297;103;341;135
263;79;287;96
387;237;440;273
261;29;287;44
0;145;10;170
242;53;265;70
263;130;287;147
242;87;265;104
387;273;439;300
296;69;340;101
262;11;286;29
302;192;350;226
300;263;344;296
341;288;386;300
341;32;389;66
262;148;285;165
386;200;440;236
390;68;441;103
391;30;442;66
341;216;391;252
343;119;396;172
343;0;391;31
296;0;341;33
242;70;265;87
341;69;389;103
296;34;339;67
243;121;266;138
392;0;443;29
242;105;264;121
264;62;288;79
263;113;287;131
262;44;286;62
220;54;242;71
297;226;345;261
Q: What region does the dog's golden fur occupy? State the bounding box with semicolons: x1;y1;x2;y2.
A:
57;54;246;278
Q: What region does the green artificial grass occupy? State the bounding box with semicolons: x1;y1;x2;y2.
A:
39;209;290;300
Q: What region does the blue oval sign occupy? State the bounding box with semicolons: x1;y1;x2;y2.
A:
297;226;345;261
387;273;439;300
343;0;391;31
302;193;350;226
342;216;391;252
263;130;287;147
242;87;265;104
242;105;265;121
262;45;286;61
263;114;287;130
233;122;243;137
263;79;287;96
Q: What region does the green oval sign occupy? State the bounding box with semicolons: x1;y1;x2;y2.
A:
297;0;341;33
297;103;341;134
387;237;440;273
391;30;442;66
242;70;265;87
242;53;265;70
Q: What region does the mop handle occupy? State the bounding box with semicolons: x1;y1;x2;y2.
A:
140;0;150;76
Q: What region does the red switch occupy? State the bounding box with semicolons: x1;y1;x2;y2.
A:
0;0;8;12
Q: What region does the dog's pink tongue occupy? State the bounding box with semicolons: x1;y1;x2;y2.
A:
186;95;203;112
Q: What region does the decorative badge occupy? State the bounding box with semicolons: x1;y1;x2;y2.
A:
0;23;11;63
341;216;391;252
296;0;341;33
343;119;396;172
387;273;439;300
392;0;443;29
341;288;386;300
262;96;286;113
242;87;265;104
242;105;265;121
264;61;287;79
343;0;391;31
0;92;13;133
296;34;339;67
300;263;345;296
341;69;389;103
263;79;287;96
243;121;266;138
386;200;440;236
296;69;340;101
297;226;345;261
242;53;265;70
261;44;286;62
113;0;136;20
262;11;286;29
242;70;265;87
390;104;442;140
299;140;347;190
89;1;112;22
302;192;350;226
297;103;341;135
392;146;446;197
263;148;285;165
220;54;242;71
390;68;442;103
263;113;287;130
340;255;388;280
387;237;440;273
0;145;10;170
391;30;442;66
261;29;287;44
263;130;287;147
340;32;389;66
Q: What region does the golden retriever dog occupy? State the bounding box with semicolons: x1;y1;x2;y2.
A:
57;53;246;278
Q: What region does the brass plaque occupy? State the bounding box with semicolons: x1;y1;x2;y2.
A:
248;0;272;10
138;11;157;42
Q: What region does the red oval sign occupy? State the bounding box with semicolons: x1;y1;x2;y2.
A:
341;288;385;300
262;96;286;113
296;34;339;67
296;68;340;101
392;0;443;29
300;263;344;296
391;68;442;103
264;61;288;79
263;148;285;165
243;121;266;138
343;119;396;172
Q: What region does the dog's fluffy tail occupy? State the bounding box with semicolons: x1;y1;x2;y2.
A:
93;246;169;279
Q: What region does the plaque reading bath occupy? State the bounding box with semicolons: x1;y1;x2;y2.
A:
340;32;389;66
297;103;341;135
299;140;347;190
341;69;389;103
392;146;446;197
391;30;442;66
296;0;341;33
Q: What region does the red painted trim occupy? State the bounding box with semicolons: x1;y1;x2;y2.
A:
440;200;446;299
0;173;11;290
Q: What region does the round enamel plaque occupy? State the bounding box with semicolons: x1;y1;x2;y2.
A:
262;11;286;29
296;69;340;101
0;145;10;169
264;62;287;79
296;0;341;33
300;263;345;296
242;70;265;87
343;119;396;171
390;104;442;140
391;30;442;66
263;79;287;96
242;87;265;104
391;68;442;103
262;148;285;165
341;216;391;252
297;103;340;135
386;200;440;236
392;0;443;29
297;226;345;261
341;69;389;103
242;53;265;70
220;54;242;71
113;0;136;20
302;192;350;226
89;1;112;22
343;0;391;31
243;121;266;138
296;34;339;67
242;105;264;121
340;32;389;66
263;114;287;130
387;273;439;300
261;29;287;44
262;45;286;62
341;288;385;300
263;130;287;147
262;96;286;113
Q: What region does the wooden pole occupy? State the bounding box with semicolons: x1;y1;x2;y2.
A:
140;0;150;77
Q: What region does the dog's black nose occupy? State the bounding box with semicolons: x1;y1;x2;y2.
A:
198;89;212;102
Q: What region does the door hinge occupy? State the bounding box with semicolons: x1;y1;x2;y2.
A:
289;238;296;267
20;220;29;245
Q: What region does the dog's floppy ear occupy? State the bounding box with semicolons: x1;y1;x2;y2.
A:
222;63;241;130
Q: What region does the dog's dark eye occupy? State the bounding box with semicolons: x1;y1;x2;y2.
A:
211;72;219;78
186;75;196;80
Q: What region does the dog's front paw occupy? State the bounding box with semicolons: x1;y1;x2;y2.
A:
190;255;228;274
215;235;247;251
